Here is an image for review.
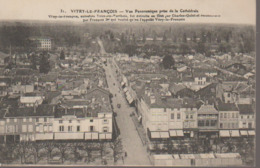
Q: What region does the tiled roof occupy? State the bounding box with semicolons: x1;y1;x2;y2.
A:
198;104;218;114
216;102;238;111
5;104;55;117
169;83;186;94
238;104;254;115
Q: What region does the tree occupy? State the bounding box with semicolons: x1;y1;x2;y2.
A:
182;33;187;43
30;53;37;70
163;139;174;154
189;139;200;154
82;142;95;163
99;140;108;160
14;141;32;164
153;141;161;154
142;29;146;43
196;42;206;54
163;31;167;42
60;50;65;60
0;143;16;164
31;142;44;164
110;138;124;163
162;55;175;69
177;140;188;154
179;43;190;56
55;142;69;164
69;142;82;163
39;52;51;74
43;141;56;163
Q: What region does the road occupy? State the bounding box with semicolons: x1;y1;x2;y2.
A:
98;39;151;165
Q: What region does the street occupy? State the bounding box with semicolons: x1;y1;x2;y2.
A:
103;60;151;166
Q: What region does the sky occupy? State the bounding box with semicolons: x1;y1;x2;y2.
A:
0;0;256;25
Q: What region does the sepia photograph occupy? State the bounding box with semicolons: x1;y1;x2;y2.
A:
0;0;256;167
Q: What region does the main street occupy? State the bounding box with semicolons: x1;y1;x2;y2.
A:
99;39;151;165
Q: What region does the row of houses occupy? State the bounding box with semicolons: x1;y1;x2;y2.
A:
0;86;113;143
113;56;255;141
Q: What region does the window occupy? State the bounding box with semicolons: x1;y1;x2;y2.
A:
177;113;181;119
220;123;223;128
90;126;94;131
247;116;250;119
164;108;166;112
186;115;189;119
171;113;174;119
243;122;246;128
59;126;64;132
77;126;80;132
227;93;231;97
227;123;230;128
59;120;63;124
69;120;72;123
236;113;238;118
68;126;72;132
205;120;210;126
90;119;93;122
103;127;108;132
248;122;252;129
39;125;43;132
211;120;217;127
44;118;47;122
36;118;39;122
231;123;235;128
190;115;193;119
36;126;39;132
49;126;53;132
43;125;47;132
241;116;243;119
22;125;27;132
14;125;18;132
232;113;234;118
28;125;33;132
220;113;223;118
103;119;108;124
198;120;204;127
227;113;230;118
224;113;227;118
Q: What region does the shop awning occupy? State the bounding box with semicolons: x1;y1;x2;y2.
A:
123;88;128;92
126;91;131;97
230;130;240;137
160;132;170;138
169;130;177;137
128;97;134;104
85;133;92;140
151;132;160;138
219;130;230;137
99;133;106;140
91;132;99;140
248;130;255;136
105;133;112;139
240;130;248;136
176;130;184;136
138;115;142;121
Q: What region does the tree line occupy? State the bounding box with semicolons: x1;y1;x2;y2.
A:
0;138;124;165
